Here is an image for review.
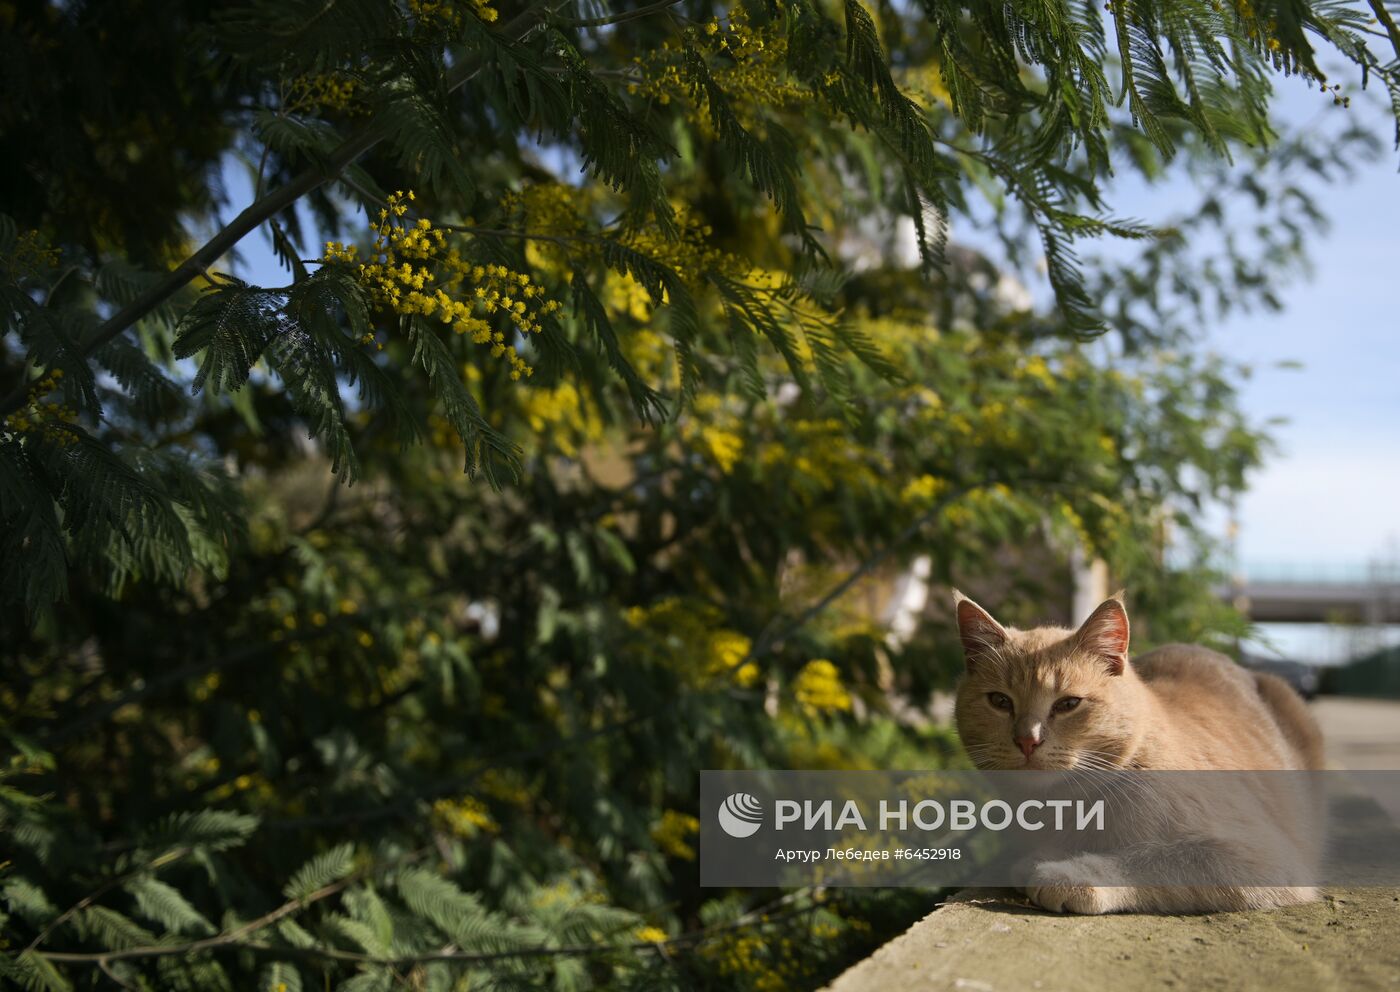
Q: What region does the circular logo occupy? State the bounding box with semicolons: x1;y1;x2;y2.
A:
717;792;764;838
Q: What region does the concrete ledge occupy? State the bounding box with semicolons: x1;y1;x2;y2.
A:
824;888;1400;992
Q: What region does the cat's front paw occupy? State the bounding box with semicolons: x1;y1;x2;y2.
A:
1026;857;1124;915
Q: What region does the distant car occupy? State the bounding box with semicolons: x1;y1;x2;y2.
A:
1241;656;1321;700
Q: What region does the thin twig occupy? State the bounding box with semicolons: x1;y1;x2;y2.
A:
26;848;192;953
437;224;584;246
742;483;976;663
38;848;430;968
561;0;685;29
742;476;1076;664
253;140;274;202
43;266;80;308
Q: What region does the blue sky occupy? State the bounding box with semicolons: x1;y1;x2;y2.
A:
1130;77;1400;569
1095;74;1400;660
1042;73;1400;661
1209;156;1400;661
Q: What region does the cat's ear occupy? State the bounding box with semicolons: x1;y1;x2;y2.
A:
1075;595;1130;675
953;590;1008;670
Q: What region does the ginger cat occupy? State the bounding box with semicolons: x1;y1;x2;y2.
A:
952;591;1325;914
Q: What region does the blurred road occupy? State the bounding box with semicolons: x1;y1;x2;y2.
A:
1311;696;1400;770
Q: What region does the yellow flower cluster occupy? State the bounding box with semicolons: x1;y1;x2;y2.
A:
899;473;949;508
476;768;532;807
497;183;744;339
941;483;1014;529
472;0;500;23
324;191;561;380
651;809;701;860
520;382;604;457
500;184;586;241
432;796;498;837
1019;354;1057;390
711;629;756;685
603;272;654;322
756;416;882;494
634;926;670;944
682;397;747;473
287;72;360;114
621;328;672;383
629;59;683;107
1057;500;1093;549
866;330;1071;459
408;0;497;26
625;598;759;689
898;63;954;112
1;369;76;445
792;659;852;715
1229;0;1337;93
705;11;810;106
699;426;744;473
4;230;60;278
630;9;811;127
517;182;735;291
498;183;594;286
698;929;804;992
624;210;745;296
208;770;276;804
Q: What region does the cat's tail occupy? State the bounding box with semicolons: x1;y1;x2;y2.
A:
1254;671;1326;770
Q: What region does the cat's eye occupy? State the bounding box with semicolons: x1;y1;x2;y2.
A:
987;692;1013;712
1052;696;1083;714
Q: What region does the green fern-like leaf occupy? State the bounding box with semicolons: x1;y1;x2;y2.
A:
173;278;282;394
570;275;667;423
140;810;260;855
72;904;157;950
404;315;519;484
0;441;68;618
395;867;524;953
2;878;60;928
11;951;73;992
259;960;305;992
125;876;216;936
283;842;356;901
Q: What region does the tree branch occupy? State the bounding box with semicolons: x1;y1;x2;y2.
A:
741;476;1078;665
741;483;978;664
25;848;192;954
0;4;553;417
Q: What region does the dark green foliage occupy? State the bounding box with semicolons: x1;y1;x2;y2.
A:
1;0;1395;988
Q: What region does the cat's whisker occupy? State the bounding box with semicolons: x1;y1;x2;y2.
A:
1056;762;1134;815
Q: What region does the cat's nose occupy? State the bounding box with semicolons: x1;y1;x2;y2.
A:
1014;734;1043;760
